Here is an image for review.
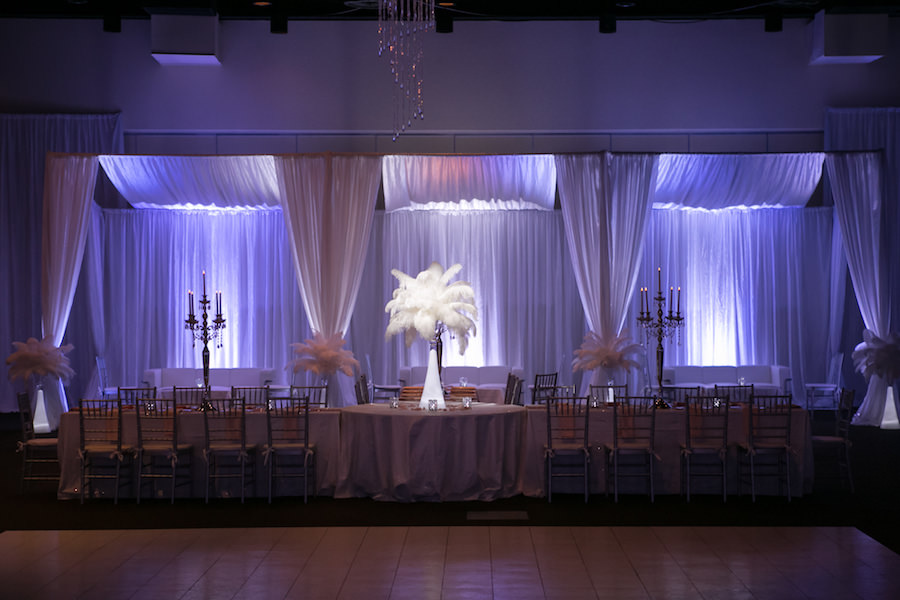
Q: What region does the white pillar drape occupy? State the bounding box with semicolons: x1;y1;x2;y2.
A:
40;154;99;429
275;154;382;406
556;153;658;386
825;152;895;427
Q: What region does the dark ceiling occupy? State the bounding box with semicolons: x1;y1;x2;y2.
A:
3;1;900;24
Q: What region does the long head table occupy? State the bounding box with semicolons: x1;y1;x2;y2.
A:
56;402;811;501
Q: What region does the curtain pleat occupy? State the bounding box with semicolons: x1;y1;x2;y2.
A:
275;154;382;406
40;154;99;428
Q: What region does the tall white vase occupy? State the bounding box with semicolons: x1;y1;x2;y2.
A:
420;346;446;409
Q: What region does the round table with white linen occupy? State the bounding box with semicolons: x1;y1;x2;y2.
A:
335;402;526;502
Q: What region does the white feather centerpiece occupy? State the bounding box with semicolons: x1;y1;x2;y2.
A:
852;329;900;382
6;336;75;383
7;336;75;434
288;332;360;379
385;262;478;409
572;330;642;387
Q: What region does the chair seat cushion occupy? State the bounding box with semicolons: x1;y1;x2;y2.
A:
24;438;58;449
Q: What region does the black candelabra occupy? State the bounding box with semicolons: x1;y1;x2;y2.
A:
184;271;225;411
637;267;684;408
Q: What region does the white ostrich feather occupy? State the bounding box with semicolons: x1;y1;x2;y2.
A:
6;336;75;382
288;332;360;378
385;262;478;354
572;330;642;373
852;329;900;382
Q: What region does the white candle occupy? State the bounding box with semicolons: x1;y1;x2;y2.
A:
669;287;673;315
202;270;207;297
657;267;662;295
677;287;681;315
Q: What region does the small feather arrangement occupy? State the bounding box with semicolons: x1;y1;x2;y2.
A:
385;262;478;354
288;332;360;377
852;329;900;382
572;330;642;373
6;337;75;383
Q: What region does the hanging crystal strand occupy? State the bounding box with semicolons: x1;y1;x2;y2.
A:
378;0;434;140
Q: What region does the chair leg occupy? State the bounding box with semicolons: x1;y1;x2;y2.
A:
613;453;619;503
649;453;655;503
204;456;210;504
722;456;728;503
583;455;589;504
684;455;691;503
240;457;246;504
545;455;552;503
80;459;87;504
785;451;791;502
113;457;121;505
268;454;274;504
136;452;143;505
749;454;756;503
845;445;855;493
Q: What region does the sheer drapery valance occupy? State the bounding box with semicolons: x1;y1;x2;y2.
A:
382;154;557;211
655;153;825;209
99;155;280;209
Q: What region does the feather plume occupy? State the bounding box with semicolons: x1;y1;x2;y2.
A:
288;332;360;378
6;336;75;382
572;330;642;373
385;261;478;354
852;329;900;382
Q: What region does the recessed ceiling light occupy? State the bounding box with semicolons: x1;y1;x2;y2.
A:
252;1;272;7
616;2;636;7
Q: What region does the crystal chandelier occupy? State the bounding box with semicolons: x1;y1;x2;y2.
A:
378;0;435;140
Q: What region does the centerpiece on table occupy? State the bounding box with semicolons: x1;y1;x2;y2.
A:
572;330;642;397
6;336;75;433
385;262;477;409
288;332;360;406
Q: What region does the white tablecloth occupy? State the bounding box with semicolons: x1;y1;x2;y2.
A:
335;402;526;502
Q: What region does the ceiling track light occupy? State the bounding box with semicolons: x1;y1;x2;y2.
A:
599;13;616;34
436;10;452;34
103;13;121;33
271;13;288;34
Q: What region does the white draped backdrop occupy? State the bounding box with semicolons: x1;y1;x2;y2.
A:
3;111;897;426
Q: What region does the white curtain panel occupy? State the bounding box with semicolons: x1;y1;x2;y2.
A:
826;152;893;426
99;155;280;209
0;113;121;415
639;206;837;396
275;155;382;406
655;153;825;209
100;209;310;387
349;210;586;391
382;154;557;211
40;154;99;428
556;152;658;338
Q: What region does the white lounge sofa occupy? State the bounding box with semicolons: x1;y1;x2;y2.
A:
661;365;790;395
142;367;276;392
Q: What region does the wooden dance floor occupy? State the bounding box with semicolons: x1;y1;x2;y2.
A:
2;525;899;599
